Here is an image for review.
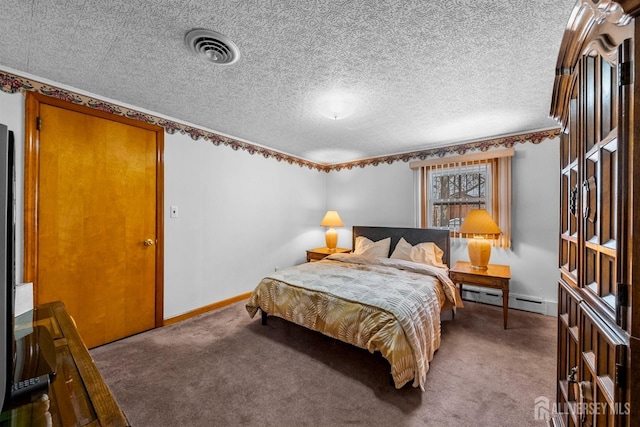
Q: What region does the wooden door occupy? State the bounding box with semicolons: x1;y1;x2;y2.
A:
24;93;164;349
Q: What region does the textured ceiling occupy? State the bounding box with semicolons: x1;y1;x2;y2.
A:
0;0;574;163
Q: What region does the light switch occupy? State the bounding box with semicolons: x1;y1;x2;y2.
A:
170;205;179;218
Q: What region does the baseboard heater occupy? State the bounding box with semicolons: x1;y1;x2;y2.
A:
515;296;543;305
460;287;549;316
462;289;499;298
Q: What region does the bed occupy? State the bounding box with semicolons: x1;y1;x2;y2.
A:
245;226;462;390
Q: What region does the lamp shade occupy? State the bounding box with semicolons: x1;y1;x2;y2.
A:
320;210;343;227
459;209;501;270
458;209;501;236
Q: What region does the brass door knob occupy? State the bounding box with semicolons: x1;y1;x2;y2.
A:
144;239;154;246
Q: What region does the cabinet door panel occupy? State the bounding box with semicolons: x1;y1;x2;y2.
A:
579;304;626;427
578;52;619;323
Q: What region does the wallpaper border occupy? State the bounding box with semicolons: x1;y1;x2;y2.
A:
1;69;560;172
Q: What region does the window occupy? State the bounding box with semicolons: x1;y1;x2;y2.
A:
411;148;513;249
428;162;491;232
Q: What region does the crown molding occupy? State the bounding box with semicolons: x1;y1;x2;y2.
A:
1;69;559;172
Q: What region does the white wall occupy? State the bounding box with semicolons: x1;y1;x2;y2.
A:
470;141;560;310
0;91;25;285
326;140;560;314
326;161;416;248
164;132;325;317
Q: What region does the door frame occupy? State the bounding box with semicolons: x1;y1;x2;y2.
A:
23;92;165;328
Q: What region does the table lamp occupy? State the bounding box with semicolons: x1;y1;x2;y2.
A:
458;209;501;270
320;210;343;252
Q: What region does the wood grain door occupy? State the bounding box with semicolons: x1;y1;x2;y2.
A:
24;93;164;349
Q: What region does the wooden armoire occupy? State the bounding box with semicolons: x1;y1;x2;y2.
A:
550;1;640;426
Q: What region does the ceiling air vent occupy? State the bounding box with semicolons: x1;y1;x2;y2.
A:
185;29;240;65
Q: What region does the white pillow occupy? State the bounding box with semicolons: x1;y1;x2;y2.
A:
353;236;391;258
390;237;446;268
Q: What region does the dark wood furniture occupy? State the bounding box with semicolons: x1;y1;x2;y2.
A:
306;247;350;262
448;261;511;329
0;301;129;426
550;2;640;425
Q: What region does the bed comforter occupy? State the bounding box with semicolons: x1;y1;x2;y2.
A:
245;253;462;390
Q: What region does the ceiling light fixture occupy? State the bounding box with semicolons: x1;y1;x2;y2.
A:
317;93;356;120
185;29;240;65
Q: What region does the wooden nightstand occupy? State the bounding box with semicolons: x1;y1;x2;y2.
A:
306;247;350;262
449;261;511;329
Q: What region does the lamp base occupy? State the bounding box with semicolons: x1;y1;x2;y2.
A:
467;236;492;270
325;228;338;252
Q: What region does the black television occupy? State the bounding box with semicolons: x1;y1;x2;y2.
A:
0;124;58;418
0;123;16;413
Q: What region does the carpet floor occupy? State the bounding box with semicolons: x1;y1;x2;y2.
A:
90;300;556;427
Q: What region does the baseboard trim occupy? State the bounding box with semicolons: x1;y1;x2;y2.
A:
164;292;252;326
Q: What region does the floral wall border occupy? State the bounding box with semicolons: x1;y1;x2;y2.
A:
1;69;560;173
328;127;561;171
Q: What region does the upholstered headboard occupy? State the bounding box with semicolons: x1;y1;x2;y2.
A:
352;226;451;266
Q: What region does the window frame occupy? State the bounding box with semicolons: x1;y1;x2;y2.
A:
410;148;513;249
426;160;493;232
